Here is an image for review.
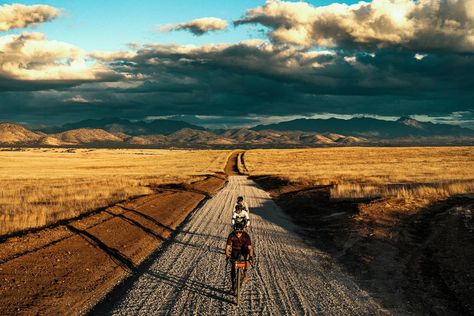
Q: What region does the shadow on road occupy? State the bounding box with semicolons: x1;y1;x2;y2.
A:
169;234;225;255
146;269;234;306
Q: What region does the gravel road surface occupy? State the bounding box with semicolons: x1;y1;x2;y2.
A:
94;176;384;315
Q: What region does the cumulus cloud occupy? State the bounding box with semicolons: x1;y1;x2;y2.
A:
159;17;228;35
235;0;474;52
0;32;120;90
0;3;60;31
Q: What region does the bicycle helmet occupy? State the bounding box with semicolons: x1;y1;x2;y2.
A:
233;221;245;232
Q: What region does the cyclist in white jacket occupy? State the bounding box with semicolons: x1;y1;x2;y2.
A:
232;196;250;230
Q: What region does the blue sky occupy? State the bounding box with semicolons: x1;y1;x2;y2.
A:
10;0;359;51
12;0;267;50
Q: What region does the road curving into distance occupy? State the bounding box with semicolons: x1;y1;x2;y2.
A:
92;174;384;315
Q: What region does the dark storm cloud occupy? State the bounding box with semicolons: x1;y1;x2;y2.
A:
0;76;121;92
89;41;474;114
3;39;473;125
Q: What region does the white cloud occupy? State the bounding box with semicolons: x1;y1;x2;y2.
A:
235;0;474;52
414;53;427;60
0;32;116;82
158;17;228;35
344;56;357;63
64;95;102;103
145;115;176;120
0;3;60;31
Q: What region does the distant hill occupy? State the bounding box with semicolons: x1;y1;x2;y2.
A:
0;123;43;144
166;128;236;145
218;129;367;146
39;118;205;136
126;135;167;146
252;117;474;138
51;128;124;145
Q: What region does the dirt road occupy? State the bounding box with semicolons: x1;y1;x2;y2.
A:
93;176;384;315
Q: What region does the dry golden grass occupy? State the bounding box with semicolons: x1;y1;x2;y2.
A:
245;147;474;200
0;148;231;235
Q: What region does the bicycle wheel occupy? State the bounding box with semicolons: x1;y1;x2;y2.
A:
236;268;241;305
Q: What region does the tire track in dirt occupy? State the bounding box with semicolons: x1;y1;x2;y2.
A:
92;176;385;315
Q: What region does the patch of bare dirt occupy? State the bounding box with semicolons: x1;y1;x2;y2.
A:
251;175;474;315
0;174;228;315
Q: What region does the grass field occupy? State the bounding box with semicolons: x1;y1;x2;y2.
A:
0;148;230;235
245;147;474;200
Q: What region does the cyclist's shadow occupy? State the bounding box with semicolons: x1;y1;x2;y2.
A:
146;269;234;305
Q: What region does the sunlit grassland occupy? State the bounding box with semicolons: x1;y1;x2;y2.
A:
245;147;474;201
0;148;231;235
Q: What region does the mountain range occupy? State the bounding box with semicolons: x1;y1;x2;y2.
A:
252;117;474;138
38;117;204;135
0;117;473;148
